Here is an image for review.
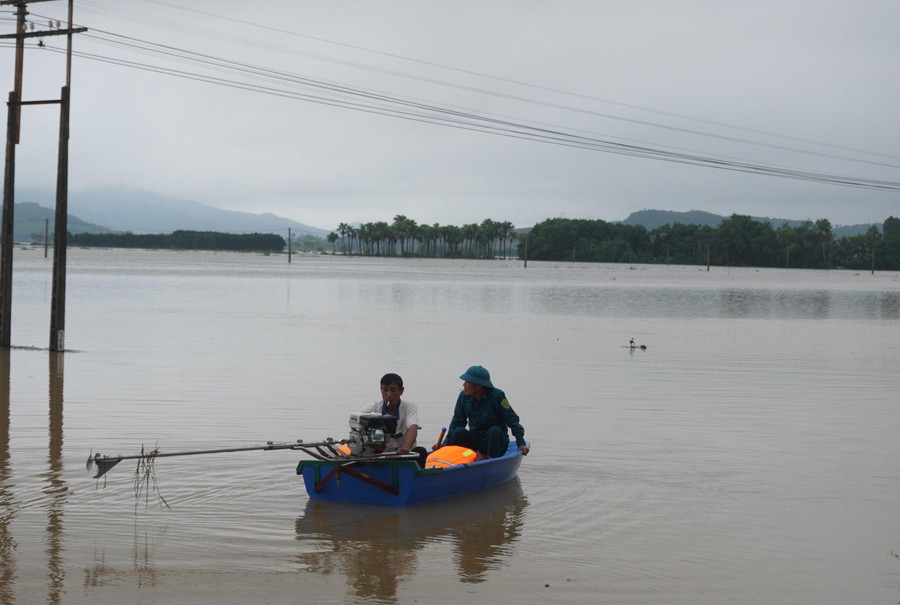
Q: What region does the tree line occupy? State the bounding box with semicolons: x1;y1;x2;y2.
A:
60;213;900;271
523;215;900;271
329;215;518;258
68;230;286;252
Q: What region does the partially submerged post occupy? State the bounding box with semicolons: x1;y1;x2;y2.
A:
0;0;86;350
49;86;70;352
523;234;528;268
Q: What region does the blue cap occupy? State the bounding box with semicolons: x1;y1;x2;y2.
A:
460;365;493;388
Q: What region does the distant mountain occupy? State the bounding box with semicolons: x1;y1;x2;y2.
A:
621;209;880;238
621;210;727;229
14;187;330;239
12;202;112;243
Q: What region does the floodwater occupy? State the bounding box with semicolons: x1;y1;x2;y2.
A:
1;247;899;604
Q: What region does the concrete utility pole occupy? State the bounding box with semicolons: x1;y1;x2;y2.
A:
0;0;86;351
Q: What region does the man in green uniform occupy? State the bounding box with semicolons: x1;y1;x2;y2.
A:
436;365;529;458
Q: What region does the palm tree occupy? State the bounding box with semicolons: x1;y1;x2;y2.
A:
417;223;434;257
442;224;462;257
814;218;833;267
865;225;881;273
480;218;498;258
431;222;443;256
392;215;417;256
459;223;477;257
337;222;350;255
347;225;359;255
356;223;369;255
499;221;516;259
373;221;390;256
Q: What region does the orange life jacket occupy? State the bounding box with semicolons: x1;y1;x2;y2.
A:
425;445;485;468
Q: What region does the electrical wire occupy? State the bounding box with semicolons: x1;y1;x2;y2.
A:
24;3;900;165
5;5;900;193
89;0;900;163
28;41;900;193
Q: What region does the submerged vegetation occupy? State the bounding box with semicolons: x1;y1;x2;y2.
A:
522;215;900;271
63;213;900;271
327;216;518;259
327;213;899;271
68;230;285;252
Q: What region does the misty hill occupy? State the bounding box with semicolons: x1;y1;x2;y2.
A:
12;202;112;243
15;187;330;240
621;209;879;238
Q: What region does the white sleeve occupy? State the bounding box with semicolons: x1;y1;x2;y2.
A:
402;400;421;431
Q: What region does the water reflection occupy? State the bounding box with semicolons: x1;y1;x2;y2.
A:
83;528;159;589
0;353;70;604
812;290;833;318
0;350;15;605
880;291;900;318
294;479;528;603
45;353;67;604
525;282;900;320
132;530;159;588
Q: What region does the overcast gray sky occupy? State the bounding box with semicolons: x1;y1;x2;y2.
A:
3;0;898;231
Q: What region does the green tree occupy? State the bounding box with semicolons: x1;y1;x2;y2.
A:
392;215;417;256
813;218;833;267
337;222;350;255
881;216;900;269
327;231;338;254
372;221;390;256
499;221;517;259
442;224;462;257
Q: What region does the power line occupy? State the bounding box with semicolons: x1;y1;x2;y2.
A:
97;0;900;163
26;38;900;193
8;6;900;193
25;2;900;165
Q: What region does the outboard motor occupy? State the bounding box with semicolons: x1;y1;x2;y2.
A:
346;413;398;456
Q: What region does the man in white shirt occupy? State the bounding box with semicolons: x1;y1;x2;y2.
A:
359;373;428;466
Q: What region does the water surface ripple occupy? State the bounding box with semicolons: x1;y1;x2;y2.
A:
1;248;898;604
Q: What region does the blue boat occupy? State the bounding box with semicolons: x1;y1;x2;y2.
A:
296;441;528;506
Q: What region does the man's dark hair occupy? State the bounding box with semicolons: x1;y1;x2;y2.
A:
380;373;403;388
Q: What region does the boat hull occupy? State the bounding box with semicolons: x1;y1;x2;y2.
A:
297;442;526;506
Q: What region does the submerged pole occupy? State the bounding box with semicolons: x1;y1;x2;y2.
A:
49;86;70;352
523;235;528;268
0;91;17;349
